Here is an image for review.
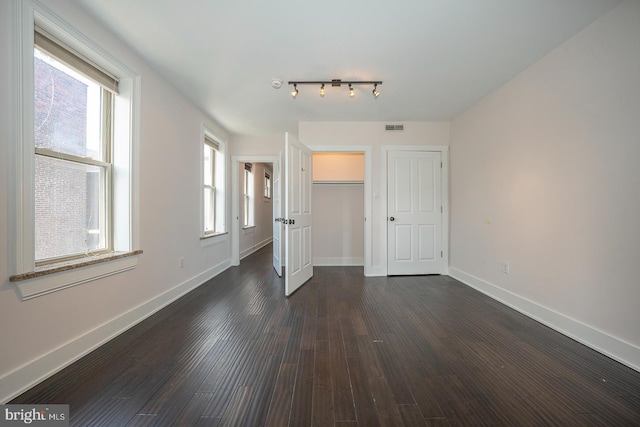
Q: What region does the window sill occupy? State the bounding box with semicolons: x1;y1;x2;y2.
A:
9;250;142;300
200;232;228;247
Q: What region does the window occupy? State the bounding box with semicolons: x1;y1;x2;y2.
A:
33;28;117;265
243;163;254;227
202;129;225;239
264;172;271;199
10;5;140;299
203;136;218;235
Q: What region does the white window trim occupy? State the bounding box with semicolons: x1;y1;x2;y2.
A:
200;125;227;246
10;0;141;299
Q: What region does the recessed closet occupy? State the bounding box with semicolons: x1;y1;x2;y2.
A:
312;153;364;266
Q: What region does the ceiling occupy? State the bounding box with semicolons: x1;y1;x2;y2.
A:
71;0;621;137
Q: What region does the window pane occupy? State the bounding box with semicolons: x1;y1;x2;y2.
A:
35;154;107;261
204;145;214;186
204;187;215;233
244;195;249;226
265;174;271;198
34;47;104;160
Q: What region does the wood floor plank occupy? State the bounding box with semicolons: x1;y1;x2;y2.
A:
10;245;640;426
263;363;296;427
172;392;214;427
288;349;315;426
355;335;384;379
329;327;357;422
369;376;406;427
347;357;381;427
371;334;417;405
397;404;428;427
312;339;334;426
218;386;253;427
340;317;361;359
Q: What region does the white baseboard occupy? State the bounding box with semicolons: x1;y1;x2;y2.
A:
313;257;364;267
240;237;273;260
365;265;386;277
0;259;232;404
449;267;640;373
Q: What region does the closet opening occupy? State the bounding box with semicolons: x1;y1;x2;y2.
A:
312;152;365;267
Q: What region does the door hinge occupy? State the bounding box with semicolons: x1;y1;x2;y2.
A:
440;161;443;168
441;206;443;213
441;251;443;258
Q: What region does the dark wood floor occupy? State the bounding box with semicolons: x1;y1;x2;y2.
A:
12;245;640;426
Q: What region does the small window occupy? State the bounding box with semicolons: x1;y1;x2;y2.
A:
243;163;254;227
33;28;117;265
203;137;217;235
264;172;271;199
203;133;225;237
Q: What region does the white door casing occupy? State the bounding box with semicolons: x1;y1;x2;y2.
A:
285;133;313;296
231;155;277;267
387;150;443;275
272;152;283;276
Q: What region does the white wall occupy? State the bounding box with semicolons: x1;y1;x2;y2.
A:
300;122;450;274
239;163;273;259
449;0;640;370
313;184;364;266
231;134;284;157
313;152;365;182
0;0;232;402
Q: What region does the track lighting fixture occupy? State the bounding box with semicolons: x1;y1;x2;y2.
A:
287;79;382;99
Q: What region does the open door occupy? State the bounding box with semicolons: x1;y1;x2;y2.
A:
284;133;313;296
272;152;283;276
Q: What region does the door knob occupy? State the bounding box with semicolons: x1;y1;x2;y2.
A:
389;217;395;221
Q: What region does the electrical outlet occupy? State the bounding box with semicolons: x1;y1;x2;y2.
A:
501;261;510;275
180;257;185;268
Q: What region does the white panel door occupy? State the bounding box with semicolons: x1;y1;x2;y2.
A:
285;133;313;296
272;152;283;276
388;151;443;275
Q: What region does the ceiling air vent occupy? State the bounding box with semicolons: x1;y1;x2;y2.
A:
385;124;404;131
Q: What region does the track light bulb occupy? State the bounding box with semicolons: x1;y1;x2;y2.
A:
291;84;299;99
349;84;355;98
372;84;380;99
320;84;325;97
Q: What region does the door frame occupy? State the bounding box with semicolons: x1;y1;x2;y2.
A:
231;155;278;266
308;145;373;277
381;145;449;276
